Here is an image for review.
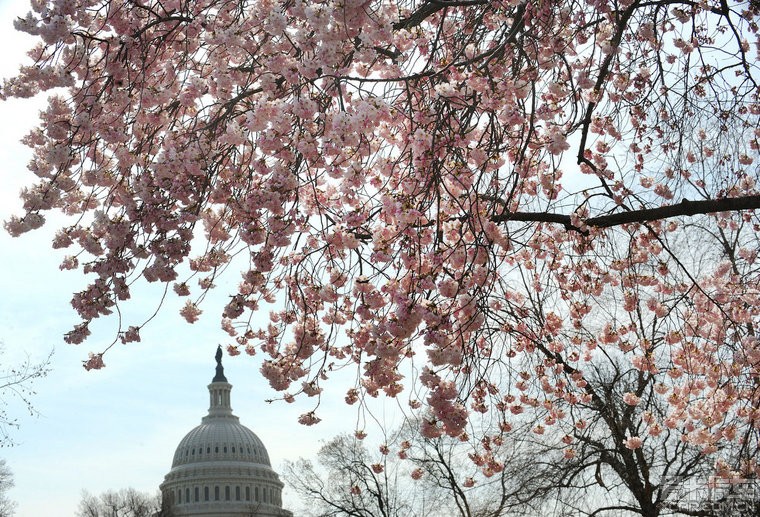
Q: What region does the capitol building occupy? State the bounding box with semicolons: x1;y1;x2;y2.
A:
160;347;293;516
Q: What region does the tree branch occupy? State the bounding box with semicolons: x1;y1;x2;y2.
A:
393;0;490;30
491;195;760;231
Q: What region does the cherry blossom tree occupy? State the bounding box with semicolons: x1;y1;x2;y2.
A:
3;0;759;492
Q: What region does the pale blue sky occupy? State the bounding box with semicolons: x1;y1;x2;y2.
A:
0;1;393;514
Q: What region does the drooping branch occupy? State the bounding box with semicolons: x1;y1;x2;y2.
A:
492;195;760;231
393;0;490;30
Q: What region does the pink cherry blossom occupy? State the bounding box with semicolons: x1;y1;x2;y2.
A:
297;412;321;426
179;301;202;324
83;353;105;371
3;0;759;486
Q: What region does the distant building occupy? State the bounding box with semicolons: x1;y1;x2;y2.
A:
160;347;293;517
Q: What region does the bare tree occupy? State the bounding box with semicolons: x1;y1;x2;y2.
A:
0;460;15;517
284;427;558;517
498;362;725;517
285;434;418;517
76;488;165;517
0;344;51;446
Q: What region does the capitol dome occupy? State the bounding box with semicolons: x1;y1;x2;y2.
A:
160;348;292;517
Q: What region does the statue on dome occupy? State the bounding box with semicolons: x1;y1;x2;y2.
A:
213;345;227;382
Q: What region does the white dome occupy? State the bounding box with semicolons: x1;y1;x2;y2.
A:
160;349;292;517
171;414;272;468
